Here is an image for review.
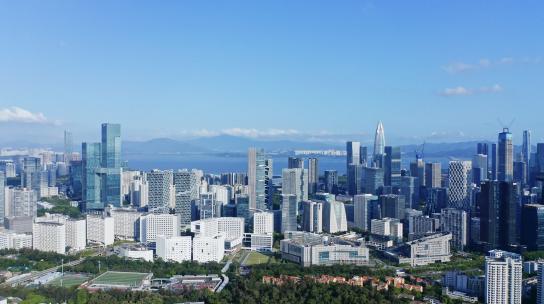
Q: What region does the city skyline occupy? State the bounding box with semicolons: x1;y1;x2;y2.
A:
1;1;543;144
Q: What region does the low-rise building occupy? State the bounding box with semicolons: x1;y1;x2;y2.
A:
117;243;154;262
0;228;32;250
280;231;369;267
394;233;452;266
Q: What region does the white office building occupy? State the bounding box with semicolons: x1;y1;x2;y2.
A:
280;231;369;267
396;233;452;266
485;250;522;304
32;220;66;254
371;218;403;239
65;218;86;251
193;234;225;263
321;196;348;234
253;211;274;235
108;207;143;240
139;213;179;243
4;187;37;217
86;214;114;246
156;235;192;263
302;200;323;233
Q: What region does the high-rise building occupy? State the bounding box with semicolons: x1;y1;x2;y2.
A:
538;260;544;304
265;159;274;208
156;235;191;263
32;220;66;254
147;170;173;214
425;163;442;188
5;187;37;218
301;200;323;233
248;148;267;211
346;141;361;169
82;123;122;210
410;158;426;187
235;194;251;227
0;172;5;225
479;181;519;250
360;146;368;165
22;157;41;189
484;250;522;304
363;167;384;195
308;158;319;195
354;194;378;231
379;194;405;220
173;170;199;229
288;157;304;169
64;130;73;163
139;213;179;243
384;146;401;187
521;204;544;251
498;128;514;182
440;208;468;251
86;214;114;246
282;168;308;209
320;195;347;234
491;143;498;181
373;121;385;159
281;194;297;233
324;170;338;194
347;164;363;195
401;176;419;209
477;142;489;156
253;211;274;235
472;154;488;185
522;130;531;168
100;123;122;207
447;161;472;211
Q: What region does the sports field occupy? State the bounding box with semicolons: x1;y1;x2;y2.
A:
92;271;151;287
48;273;91;287
244;251;271;266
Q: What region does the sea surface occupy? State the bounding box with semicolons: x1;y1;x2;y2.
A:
123;153;457;175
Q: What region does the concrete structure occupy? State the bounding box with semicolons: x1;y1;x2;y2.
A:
371;218;403;239
147;170;173;214
280;231;369;267
66;218;87;251
118;244;154;262
86;214;114;246
193;234;225;263
248;148;267;211
302;200;323;233
440;208;468;251
485;250;522;304
253;211;274;235
0;228;32;250
191;217;244;252
395;233;452;266
156;235;192;263
353;194;377;232
32;220;66;254
318;194;347;234
108;207;143;240
139;213;179;244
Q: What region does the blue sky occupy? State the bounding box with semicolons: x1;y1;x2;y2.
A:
0;1;543;145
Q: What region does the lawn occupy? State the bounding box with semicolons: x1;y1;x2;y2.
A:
244;252;271;266
92;271;150;287
48;273;91;287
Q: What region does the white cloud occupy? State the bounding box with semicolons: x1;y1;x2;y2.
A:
443;56;542;73
440;84;503;97
0;107;51;124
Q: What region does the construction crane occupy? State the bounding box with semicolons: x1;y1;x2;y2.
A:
415;141;426;160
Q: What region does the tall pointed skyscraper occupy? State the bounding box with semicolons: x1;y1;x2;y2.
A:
373;121;385;158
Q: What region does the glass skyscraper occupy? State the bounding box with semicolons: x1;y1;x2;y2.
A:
498;128;513;182
82;123;122;210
